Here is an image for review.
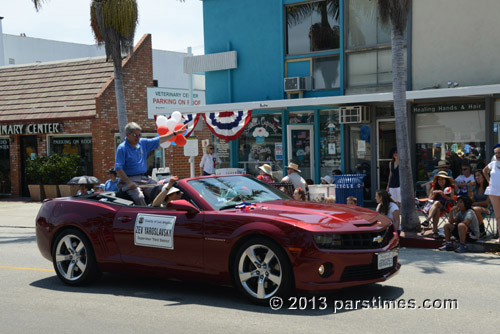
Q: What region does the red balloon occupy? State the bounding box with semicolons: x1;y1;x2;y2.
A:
157;125;169;135
174;123;184;132
167;131;176;142
175;135;187;146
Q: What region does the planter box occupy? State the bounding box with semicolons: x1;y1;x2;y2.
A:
43;185;61;199
58;184;79;197
28;184;45;201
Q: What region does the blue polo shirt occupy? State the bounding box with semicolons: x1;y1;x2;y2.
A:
115;137;159;175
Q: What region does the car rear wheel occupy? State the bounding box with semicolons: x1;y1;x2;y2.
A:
52;228;100;286
233;237;293;304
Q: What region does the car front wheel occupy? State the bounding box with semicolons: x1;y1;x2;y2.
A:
52;228;100;286
233;237;293;304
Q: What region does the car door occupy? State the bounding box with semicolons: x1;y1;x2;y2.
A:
112;205;204;274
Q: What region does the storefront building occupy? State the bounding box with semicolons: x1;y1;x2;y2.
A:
0;34;212;197
160;0;500;204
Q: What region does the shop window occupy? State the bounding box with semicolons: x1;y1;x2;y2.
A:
319;109;341;177
238;113;283;179
286;0;340;55
346;0;407;90
313;55;340;90
114;134;164;176
347;49;406;88
347;0;391;48
289;110;314;124
213;137;231;169
415;109;486;179
49;136;93;176
0;138;11;194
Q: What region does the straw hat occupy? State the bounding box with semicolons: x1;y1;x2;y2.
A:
258;164;273;176
432;171;454;184
436;160;449;168
285;162;301;173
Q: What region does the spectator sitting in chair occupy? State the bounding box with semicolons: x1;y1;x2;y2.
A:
439;195;481;253
423;171;455;239
256;164;275;184
455;164;475;196
281;163;306;191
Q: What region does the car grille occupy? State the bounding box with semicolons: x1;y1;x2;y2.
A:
339;225;394;249
340;258;397;282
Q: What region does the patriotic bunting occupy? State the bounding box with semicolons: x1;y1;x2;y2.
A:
203;110;253;141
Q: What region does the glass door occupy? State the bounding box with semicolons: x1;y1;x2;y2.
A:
287;124;314;181
376;119;396;191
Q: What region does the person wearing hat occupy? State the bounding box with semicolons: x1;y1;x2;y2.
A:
483;143;500;242
424;171;455;238
321;175;334;184
417;160;453;196
151;176;181;207
104;168;120;192
281;162;306;191
256;164;275;184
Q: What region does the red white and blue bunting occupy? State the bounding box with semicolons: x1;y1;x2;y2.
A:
203;110;253;141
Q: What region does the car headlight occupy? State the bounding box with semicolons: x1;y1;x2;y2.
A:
313;234;342;249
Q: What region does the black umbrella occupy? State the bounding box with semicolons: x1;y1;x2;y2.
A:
67;175;101;185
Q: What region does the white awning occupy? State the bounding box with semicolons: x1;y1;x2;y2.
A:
154;84;500;115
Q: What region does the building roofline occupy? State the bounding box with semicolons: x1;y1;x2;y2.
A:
0;56;107;69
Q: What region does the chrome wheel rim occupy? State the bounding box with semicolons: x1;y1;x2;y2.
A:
238;244;282;299
55;234;88;281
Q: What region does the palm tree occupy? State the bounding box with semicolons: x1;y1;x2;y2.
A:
32;0;138;141
377;0;420;232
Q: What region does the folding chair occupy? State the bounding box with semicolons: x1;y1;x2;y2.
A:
415;197;453;236
482;203;498;237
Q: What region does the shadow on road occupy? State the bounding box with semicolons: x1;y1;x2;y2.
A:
30;273;404;315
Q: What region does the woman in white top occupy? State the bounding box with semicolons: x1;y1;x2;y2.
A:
375;189;401;234
200;144;221;176
483;144;500;242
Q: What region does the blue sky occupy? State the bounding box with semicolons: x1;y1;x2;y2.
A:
1;0;205;54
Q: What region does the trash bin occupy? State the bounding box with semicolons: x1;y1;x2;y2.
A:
332;174;366;206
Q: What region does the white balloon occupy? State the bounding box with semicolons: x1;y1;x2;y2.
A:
156;115;168;127
160;141;171;148
166;118;177;131
172;111;182;123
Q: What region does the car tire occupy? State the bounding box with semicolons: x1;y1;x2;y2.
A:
51;228;101;286
233;237;293;305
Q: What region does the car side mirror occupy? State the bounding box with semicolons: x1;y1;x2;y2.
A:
166;199;200;214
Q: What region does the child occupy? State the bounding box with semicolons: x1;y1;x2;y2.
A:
346;196;357;206
293;187;306;201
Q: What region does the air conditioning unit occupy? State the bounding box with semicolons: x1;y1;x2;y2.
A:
284;77;312;92
339;106;370;124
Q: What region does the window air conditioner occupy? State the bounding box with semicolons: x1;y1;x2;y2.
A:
339;106;370;124
284;77;312;92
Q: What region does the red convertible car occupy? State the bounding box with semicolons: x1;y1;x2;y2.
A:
36;175;400;304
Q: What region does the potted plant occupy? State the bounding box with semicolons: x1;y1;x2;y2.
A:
57;154;85;197
25;156;46;201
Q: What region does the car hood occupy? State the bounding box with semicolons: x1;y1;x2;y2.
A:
231;199;391;232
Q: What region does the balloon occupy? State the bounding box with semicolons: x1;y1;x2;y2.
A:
175;135;187;146
157;125;168;135
172;111;182;123
160;141;171;148
167;131;176;142
174;123;184;131
156;115;168;127
166;119;177;131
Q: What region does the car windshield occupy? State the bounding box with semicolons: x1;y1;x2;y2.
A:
187;175;290;210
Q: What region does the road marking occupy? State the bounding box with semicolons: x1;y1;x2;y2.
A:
0;266;54;272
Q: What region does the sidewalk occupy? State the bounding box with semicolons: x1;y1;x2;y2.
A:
399;213;500;253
